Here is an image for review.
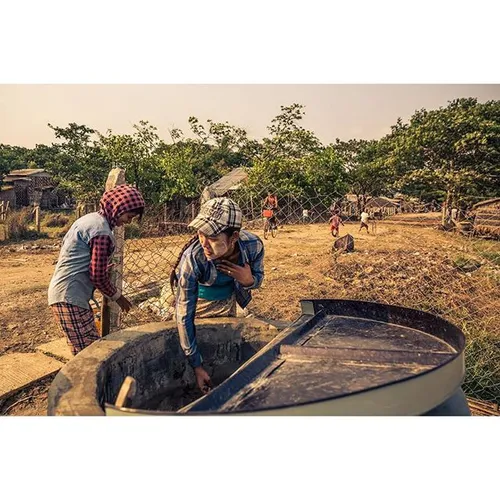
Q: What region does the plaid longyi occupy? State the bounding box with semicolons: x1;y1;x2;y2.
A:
51;302;100;356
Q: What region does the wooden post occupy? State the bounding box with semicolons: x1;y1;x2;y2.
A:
101;168;126;336
441;202;447;226
34;205;41;232
1;200;10;221
114;376;137;408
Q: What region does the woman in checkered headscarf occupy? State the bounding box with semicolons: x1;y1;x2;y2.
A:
48;184;145;356
170;197;265;394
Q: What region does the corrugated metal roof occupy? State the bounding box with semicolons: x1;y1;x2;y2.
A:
473;198;500;210
8;169;49;176
365;197;399;207
207;167;248;196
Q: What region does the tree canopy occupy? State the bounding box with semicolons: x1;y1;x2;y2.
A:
1;98;499;207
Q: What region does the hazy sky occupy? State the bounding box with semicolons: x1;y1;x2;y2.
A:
1;84;500;148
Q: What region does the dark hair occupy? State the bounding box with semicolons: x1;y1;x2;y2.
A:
221;227;239;237
125;206;145;222
169;227;239;293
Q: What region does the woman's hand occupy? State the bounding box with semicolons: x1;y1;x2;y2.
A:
216;261;255;287
116;295;133;313
194;366;213;394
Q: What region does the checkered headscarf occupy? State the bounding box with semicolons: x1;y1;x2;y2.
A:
188;197;242;236
99;184;145;229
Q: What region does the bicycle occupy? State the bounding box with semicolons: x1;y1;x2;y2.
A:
262;210;278;240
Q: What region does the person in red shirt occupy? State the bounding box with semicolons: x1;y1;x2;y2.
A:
262;192;279;228
328;213;344;237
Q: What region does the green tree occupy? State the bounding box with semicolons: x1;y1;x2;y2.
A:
260;103;322;161
0;145;30;186
333;139;393;211
25;144;61;171
385;98;500;207
47;123;111;202
245;103;327;196
99;121;166;203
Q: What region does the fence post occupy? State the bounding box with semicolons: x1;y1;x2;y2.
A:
101;167;126;336
35;205;40;232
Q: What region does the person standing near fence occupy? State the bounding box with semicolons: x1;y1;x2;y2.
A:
48;184;145;356
170;197;265;394
359;210;370;233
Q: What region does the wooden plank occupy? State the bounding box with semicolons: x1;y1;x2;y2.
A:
476;213;500;220
280;345;454;366
115;376;137;408
475;219;500;227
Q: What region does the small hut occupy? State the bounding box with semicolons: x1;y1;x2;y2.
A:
203;167;248;200
365;196;400;217
3;169;56;208
472;198;500;238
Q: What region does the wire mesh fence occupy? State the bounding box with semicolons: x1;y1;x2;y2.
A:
118;181;500;404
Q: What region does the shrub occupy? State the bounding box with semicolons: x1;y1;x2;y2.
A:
452;255;481;272
44;213;70;227
5;208;34;240
462;326;500;404
125;222;142;239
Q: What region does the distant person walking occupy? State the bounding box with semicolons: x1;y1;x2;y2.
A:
302;208;310;223
329;213;344;237
359;211;370;233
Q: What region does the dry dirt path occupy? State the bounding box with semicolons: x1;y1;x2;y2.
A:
1;223;498;415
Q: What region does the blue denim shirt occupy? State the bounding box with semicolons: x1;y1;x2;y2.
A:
175;230;265;367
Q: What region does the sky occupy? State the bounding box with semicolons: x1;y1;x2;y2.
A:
1;84;500;149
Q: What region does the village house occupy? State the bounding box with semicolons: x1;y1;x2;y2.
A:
1;169;60;208
472;198;500;238
365;196;401;217
0;185;16;210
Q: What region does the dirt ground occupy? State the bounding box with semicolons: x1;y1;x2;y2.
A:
1;218;499;415
0;241;62;356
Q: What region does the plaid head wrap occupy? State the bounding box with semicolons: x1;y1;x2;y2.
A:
98;184;145;229
188;197;242;236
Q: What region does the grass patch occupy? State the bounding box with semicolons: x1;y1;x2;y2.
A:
43;213;70;227
477;250;500;266
462;325;500;404
5;208;47;241
452;255;481;272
